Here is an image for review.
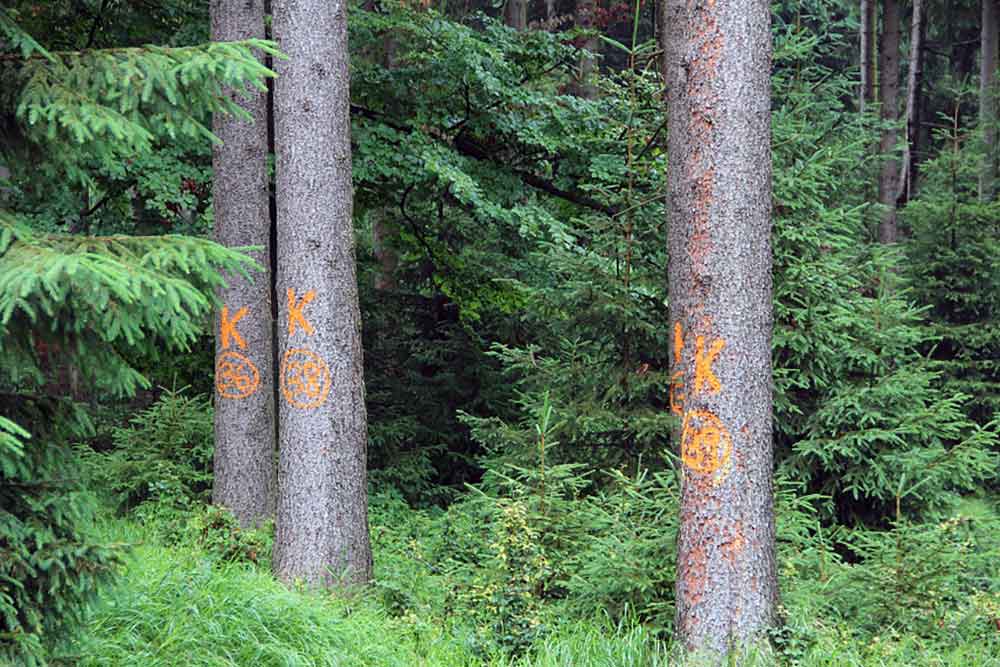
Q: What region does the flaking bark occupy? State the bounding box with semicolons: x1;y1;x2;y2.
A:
210;0;276;528
271;0;374;588
665;0;777;659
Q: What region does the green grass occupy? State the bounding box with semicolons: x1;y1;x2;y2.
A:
57;516;1000;667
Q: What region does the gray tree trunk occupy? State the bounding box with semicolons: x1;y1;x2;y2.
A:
573;0;598;99
898;0;925;206
878;0;901;243
506;0;528;30
860;0;876;112
210;0;276;528
271;0;373;588
982;0;999;201
665;0;777;659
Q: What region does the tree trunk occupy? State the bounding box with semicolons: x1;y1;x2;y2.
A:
878;0;901;243
546;0;556;21
210;0;276;528
982;0;999;201
860;0;876;112
271;0;373;587
665;0;777;658
506;0;528;30
573;0;598;99
898;0;925;207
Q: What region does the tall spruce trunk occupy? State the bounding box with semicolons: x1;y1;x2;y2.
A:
271;0;373;587
899;0;925;206
878;0;901;243
665;0;777;658
860;0;877;112
982;0;999;201
506;0;528;30
573;0;599;99
210;0;276;528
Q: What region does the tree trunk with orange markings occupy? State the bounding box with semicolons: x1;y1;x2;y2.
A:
664;0;777;658
271;0;373;587
210;0;276;528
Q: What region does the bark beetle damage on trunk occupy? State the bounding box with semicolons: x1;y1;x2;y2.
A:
667;0;776;659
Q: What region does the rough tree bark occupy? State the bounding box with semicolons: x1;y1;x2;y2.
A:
878;0;901;243
506;0;528;30
210;0;276;528
898;0;925;206
271;0;374;587
860;0;877;112
665;0;777;659
982;0;999;201
573;0;599;99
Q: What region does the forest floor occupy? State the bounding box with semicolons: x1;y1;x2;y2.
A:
61;502;1000;667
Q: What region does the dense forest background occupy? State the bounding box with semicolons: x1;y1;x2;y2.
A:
1;0;999;664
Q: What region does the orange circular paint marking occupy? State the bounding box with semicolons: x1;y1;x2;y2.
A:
281;348;331;409
680;409;732;478
216;351;261;400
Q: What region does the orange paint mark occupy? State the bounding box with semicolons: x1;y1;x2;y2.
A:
220;306;248;350
681;409;732;479
693;336;725;394
281;348;331;409
669;371;685;416
722;522;745;563
287;288;316;337
673;322;684;365
216;350;260;399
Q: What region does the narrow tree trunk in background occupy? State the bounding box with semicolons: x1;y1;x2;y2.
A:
506;0;528;30
546;0;556;21
573;0;598;99
272;0;373;587
860;0;876;112
210;0;276;528
898;0;925;206
981;0;999;201
878;0;901;243
665;0;777;658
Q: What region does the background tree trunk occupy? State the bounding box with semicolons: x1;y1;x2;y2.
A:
506;0;528;30
573;0;598;99
878;0;901;243
271;0;374;587
898;0;925;207
665;0;777;657
210;0;276;528
982;0;999;201
860;0;877;112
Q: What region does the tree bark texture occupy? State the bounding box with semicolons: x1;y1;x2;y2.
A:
982;0;999;201
210;0;276;529
878;0;901;243
506;0;528;30
573;0;599;99
860;0;876;112
899;0;925;206
665;0;777;658
271;0;374;587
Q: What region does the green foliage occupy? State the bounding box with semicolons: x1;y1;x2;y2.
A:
81;388;213;511
0;406;120;666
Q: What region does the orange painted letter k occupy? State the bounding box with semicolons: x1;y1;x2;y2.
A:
694;336;725;394
287;288;316;336
220;306;248;350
